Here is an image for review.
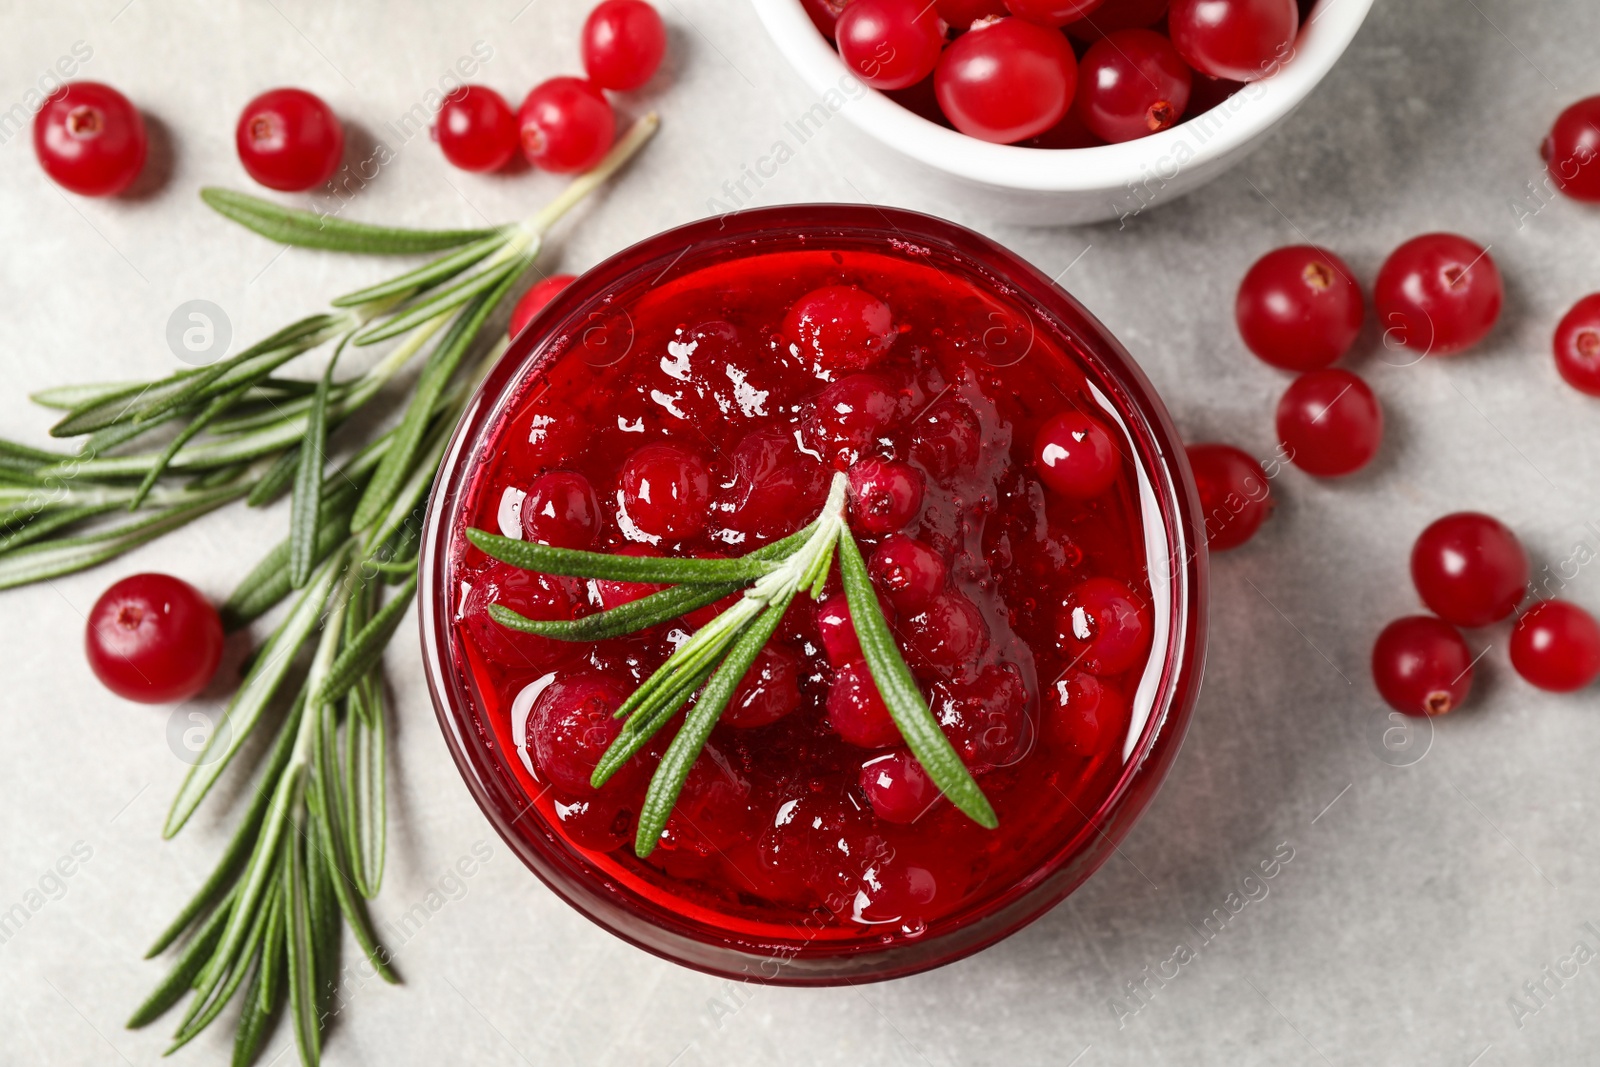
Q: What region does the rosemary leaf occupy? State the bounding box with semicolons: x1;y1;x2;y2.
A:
331;232;508;308
126;882;239;1029
0;503;123;556
290;338;345;587
202;186;502;254
231;941;279;1067
30;380;145;411
247;447;301;508
127;380;253;510
635;591;797;857
352;255;524;346
467;529;784;584
308;777;397;983
283;821;321;1067
312;573;417;707
838;528;997;830
489;581;740;643
169;876;281;1050
222;486;360;630
49;376;196;438
343;678;386;897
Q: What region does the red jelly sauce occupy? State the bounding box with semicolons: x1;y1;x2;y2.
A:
444;241;1161;946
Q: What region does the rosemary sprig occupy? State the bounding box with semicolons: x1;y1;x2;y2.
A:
469;470;998;859
0;113;657;1067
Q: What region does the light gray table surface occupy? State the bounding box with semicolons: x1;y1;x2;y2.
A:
4;1;1599;1064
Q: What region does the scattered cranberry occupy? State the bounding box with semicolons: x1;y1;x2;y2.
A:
1553;293;1600;397
1047;671;1128;756
860;750;940;823
519;76;615;173
617;443;710;541
434;85;518;172
1005;0;1106;26
938;0;1009;28
522;469;602;550
235;88;344;192
724;645;803;727
1275;368;1382;477
1541;95;1600;202
33;82;147;197
848;459;925;534
1235;245;1364;371
903;592;991;676
1186;443;1272;551
1409;512;1528;628
827;660;901;747
510;274;578;337
784;285;896;376
530;672;632;793
1057;577;1152;675
1167;0;1298;83
802;372;900;469
582;0;667;91
930;664;1031;772
1034;409;1119;498
835;0;946;91
461;563;573;667
85;574;223;704
868;534;947;612
1374;233;1503;357
594;544;666;610
1075;30;1192;143
1371;616;1473;717
935;17;1079;144
909;399;981;483
720;428;828;540
816;591;896;665
1066;0;1170;39
1510;600;1600;693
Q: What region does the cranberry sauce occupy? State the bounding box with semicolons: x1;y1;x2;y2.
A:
445;244;1157;942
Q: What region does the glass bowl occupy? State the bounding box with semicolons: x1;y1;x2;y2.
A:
418;204;1208;984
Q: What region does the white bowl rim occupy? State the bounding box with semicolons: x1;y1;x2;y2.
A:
750;0;1377;193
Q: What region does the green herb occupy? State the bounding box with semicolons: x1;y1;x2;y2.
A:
467;470;996;859
0;114;657;1066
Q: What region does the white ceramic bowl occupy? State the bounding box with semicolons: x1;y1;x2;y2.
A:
750;0;1376;225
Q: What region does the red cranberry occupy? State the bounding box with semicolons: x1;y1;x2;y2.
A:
848;459;924;534
617;443;710;541
930;663;1031;772
860;750;940;823
519;76;615;173
510;274;577;337
868;534;947;612
935;18;1078;144
582;0;668;91
663;745;759;853
530;672;631;793
1276;368;1383;477
1167;0;1298;83
1056;577;1152;676
1235;245;1365;371
1047;672;1128;757
1554;294;1600;397
902;592;990;676
594;545;665;611
938;0;1008;28
1510;600;1600;693
724;645;802;728
784;286;896;376
1371;616;1473;717
720;428;828;540
835;0;945;90
803;0;850;37
85;574;223;704
1034;409;1119;498
827;661;901;748
1410;512;1528;628
522;469;602;550
1542;95;1600;202
33;82;147;197
434;85;518;172
909;399;981;483
850;857;941;927
1374;234;1503;357
552;794;633;852
758;787;881;902
1186;443;1273;551
461;563;574;668
816;591;896;666
1005;0;1106;26
802;372;900;469
1075;30;1192;143
1065;0;1170;39
235;88;344;192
